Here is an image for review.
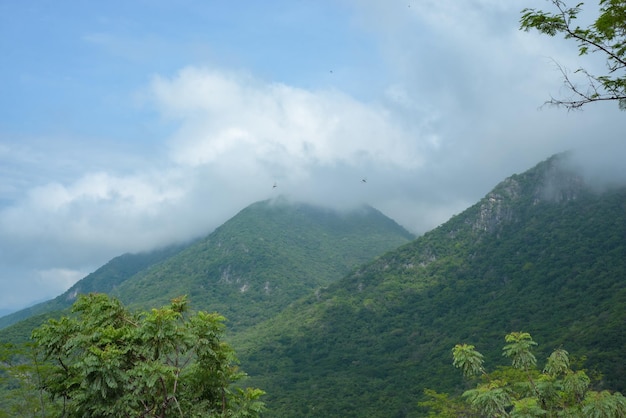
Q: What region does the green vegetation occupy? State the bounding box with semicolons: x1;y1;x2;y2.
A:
1;294;264;417
234;155;626;416
2;157;624;416
520;0;626;110
107;199;413;332
422;332;626;417
0;199;412;344
0;244;187;330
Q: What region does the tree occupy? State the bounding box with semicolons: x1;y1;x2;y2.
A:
520;0;626;110
0;342;59;417
28;293;265;417
422;332;626;417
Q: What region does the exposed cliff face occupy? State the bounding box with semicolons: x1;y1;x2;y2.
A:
470;153;587;235
535;158;585;203
473;177;521;234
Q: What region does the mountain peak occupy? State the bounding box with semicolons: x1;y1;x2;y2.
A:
236;154;626;416
471;153;587;234
532;153;586;203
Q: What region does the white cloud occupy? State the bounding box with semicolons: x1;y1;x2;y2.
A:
36;268;87;295
2;0;625;313
151;67;432;171
0;65;445;311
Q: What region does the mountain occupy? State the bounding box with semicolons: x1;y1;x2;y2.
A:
0;244;187;330
0;198;414;339
3;154;624;417
233;154;626;417
107;198;414;331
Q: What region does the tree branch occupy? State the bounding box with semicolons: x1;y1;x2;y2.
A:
555;1;626;68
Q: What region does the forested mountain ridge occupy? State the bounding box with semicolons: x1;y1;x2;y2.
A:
0;244;187;330
234;154;626;417
0;198;413;340
2;154;624;417
107;198;414;331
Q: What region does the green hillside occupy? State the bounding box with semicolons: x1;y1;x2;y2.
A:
108;198;414;331
3;154;624;417
234;155;626;417
0;244;187;330
0;198;413;342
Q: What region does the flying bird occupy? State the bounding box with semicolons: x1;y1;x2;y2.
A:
273;182;277;189
361;178;367;183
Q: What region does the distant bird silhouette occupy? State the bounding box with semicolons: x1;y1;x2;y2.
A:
361;178;367;183
273;182;277;189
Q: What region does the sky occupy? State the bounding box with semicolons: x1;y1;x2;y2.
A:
1;0;625;314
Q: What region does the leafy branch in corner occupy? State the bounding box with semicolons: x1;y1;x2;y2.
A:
520;0;626;110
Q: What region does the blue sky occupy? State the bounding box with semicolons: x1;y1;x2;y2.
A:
1;0;625;314
1;1;378;138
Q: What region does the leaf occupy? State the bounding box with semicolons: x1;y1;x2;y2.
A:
544;348;570;376
503;332;538;370
452;344;485;377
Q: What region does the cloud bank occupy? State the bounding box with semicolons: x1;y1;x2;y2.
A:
1;0;625;312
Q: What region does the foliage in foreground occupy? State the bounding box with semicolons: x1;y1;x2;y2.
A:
422;332;626;417
1;293;264;417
